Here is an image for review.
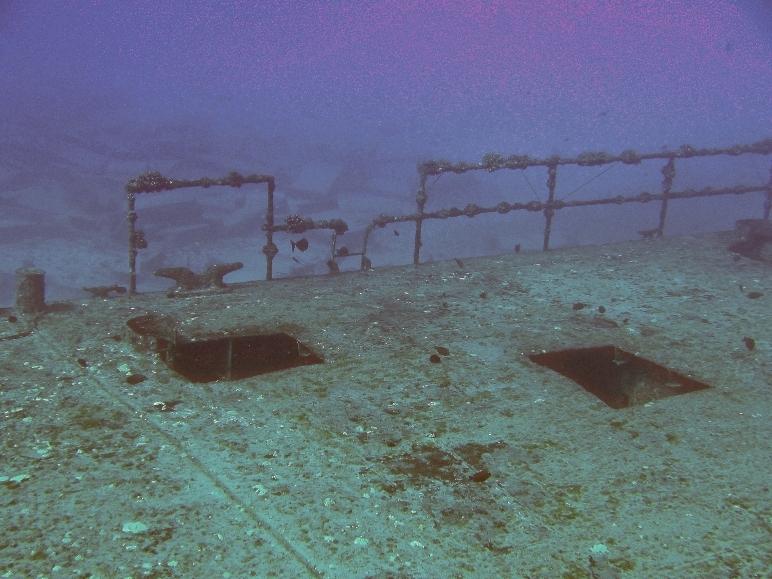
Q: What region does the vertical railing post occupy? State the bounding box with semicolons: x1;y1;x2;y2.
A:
127;192;138;295
542;163;557;251
414;172;428;265
263;178;277;280
360;224;374;271
657;158;676;236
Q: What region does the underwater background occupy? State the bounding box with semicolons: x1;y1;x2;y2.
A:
1;0;771;299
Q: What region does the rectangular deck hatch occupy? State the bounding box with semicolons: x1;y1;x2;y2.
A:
128;314;322;382
529;345;710;409
172;333;323;382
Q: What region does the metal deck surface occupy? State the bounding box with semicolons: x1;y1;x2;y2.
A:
1;231;770;577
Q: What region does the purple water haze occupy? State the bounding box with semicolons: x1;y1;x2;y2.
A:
2;0;770;155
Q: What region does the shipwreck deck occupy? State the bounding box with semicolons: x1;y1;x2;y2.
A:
1;231;770;577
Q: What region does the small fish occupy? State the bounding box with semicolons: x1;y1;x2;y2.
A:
393;229;400;236
291;256;301;263
291;238;309;252
152;400;182;412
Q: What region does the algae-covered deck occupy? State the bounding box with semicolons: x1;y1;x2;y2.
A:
1;231;769;577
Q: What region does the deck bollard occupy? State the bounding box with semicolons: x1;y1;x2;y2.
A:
15;267;46;314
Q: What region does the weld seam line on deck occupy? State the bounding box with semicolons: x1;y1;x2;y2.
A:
35;327;324;578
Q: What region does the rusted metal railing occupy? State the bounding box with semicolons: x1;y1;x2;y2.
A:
125;171;276;294
361;138;772;268
126;139;771;294
125;171;351;294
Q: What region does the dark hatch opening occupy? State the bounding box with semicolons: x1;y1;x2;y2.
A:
171;332;323;382
127;314;323;382
529;345;710;409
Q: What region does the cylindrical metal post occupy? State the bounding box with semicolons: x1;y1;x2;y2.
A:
15;267;46;314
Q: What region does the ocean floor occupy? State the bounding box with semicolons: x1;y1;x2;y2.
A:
0;230;770;577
